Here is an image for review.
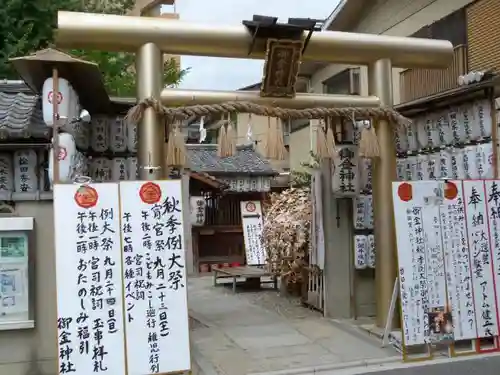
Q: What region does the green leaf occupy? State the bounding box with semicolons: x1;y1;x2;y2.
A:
0;0;188;92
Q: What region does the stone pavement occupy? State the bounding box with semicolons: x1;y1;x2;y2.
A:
188;276;398;375
319;352;500;375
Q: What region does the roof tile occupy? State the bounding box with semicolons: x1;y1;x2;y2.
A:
0;82;48;138
186;144;275;176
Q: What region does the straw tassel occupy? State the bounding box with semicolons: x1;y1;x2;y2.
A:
358;119;380;159
217;124;227;157
264;117;279;159
225;119;237;157
271;118;287;161
315;119;330;159
325;117;337;158
165;121;187;167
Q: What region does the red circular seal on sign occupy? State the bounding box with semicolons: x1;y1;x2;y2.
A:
397;182;413;202
245;202;256;212
74;186;98;209
444;181;458;200
139;182;162;204
47;91;63;104
58;147;67;161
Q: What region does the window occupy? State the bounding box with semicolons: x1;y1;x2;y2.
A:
290;118;309;133
323;68;361;95
431;8;466;46
0;217;34;330
411;8;466;46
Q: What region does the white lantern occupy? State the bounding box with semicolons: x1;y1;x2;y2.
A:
42;77;71;127
90;157;112;182
127;121;137;152
0;154;14;198
473;99;493;139
90;116;110;152
110;117;127;153
332;145;359;196
48;132;77;185
126;157;138;181
111;158;128;181
353;235;368;270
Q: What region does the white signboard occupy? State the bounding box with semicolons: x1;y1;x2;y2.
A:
464;180;499;338
393;181;432;346
422;197;447;310
119;180;190;375
440;182;477;341
485;180;500;330
54;183;125;375
393;180;500;346
241;201;266;265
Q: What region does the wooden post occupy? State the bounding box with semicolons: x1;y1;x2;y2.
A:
320;159;337;316
51;68;60;185
181;169;194;275
490;88;498;178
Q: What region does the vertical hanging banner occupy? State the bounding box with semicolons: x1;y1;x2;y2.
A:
393;180;500;351
241;201;266;265
393;181;434;346
440;181;477;341
119;180;191;375
464;180;499;339
54;183;125;375
485;180;500;328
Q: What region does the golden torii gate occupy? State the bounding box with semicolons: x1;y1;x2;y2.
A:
54;7;453;327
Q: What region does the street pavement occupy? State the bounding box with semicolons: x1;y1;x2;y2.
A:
188;276;398;375
317;353;500;375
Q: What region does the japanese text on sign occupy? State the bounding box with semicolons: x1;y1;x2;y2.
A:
393;180;500;347
120;181;191;375
54;183;125;375
241;201;266;266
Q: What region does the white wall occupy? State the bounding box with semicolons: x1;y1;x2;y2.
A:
311;0;475;106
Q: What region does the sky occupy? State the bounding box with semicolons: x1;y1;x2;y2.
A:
167;0;338;91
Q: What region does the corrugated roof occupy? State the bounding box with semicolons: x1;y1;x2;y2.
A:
186;144;276;176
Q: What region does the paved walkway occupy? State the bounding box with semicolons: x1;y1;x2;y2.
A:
188;277;398;375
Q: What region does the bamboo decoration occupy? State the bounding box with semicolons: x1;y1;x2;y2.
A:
358;120;380;158
165;120;187;167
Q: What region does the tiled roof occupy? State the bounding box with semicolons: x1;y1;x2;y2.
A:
186;144;276;176
0;80;32;93
0;80;47;138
